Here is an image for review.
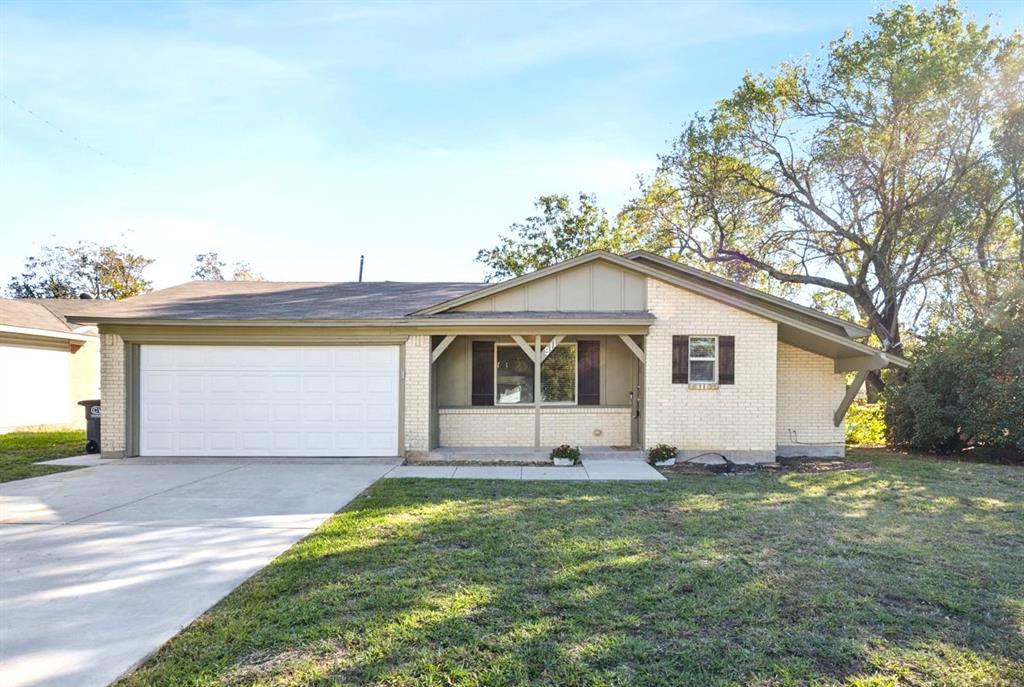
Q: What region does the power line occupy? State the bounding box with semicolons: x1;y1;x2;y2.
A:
2;92;139;175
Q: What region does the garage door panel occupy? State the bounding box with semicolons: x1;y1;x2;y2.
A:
140;345;400;457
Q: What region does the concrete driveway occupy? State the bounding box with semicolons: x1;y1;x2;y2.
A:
0;457;399;687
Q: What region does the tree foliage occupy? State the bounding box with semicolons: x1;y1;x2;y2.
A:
475;194;620;280
647;1;1022;365
192;252;264;281
6;241;153;300
883;288;1024;455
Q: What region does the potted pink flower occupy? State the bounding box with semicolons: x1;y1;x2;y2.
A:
550;444;581;466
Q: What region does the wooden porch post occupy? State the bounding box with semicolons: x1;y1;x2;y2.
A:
534;335;541;448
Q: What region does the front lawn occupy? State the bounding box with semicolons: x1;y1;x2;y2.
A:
121;449;1023;687
0;430;87;483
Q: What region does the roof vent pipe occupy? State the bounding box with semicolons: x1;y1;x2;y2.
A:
358;255;364;282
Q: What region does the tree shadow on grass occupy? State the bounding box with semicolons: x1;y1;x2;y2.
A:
119;467;1024;687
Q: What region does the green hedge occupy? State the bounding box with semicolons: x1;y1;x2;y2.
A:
883;296;1024;455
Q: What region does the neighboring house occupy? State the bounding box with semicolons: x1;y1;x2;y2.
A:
66;251;907;462
0;298;102;433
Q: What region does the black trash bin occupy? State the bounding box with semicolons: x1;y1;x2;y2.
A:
78;399;101;454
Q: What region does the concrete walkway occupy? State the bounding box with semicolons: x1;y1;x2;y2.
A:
387;459;665;481
0;457;398;687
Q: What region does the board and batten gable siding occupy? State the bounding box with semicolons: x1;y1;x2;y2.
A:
644;277;777;463
776;342;847;457
454;261;646;312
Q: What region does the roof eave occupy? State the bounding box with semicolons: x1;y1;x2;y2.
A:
0;324;93;342
73;316;655;328
624;250;873;338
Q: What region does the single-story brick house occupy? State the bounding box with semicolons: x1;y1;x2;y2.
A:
0;298;101;433
66;251;907;463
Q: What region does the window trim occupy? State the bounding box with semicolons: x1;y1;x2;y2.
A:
688;335;718;384
494;341;579;405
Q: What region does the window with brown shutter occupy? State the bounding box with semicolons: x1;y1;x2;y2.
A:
577;340;600;405
672;335;688;383
471;341;495;406
718;336;735;384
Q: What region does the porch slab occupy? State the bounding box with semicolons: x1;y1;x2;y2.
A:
413;448;551;465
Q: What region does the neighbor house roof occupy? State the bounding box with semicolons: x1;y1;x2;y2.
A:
65;281;488;322
0;298;101;341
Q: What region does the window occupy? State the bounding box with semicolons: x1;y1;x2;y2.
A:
495;343;577;404
496;345;534;404
541;344;576;403
688;336;717;383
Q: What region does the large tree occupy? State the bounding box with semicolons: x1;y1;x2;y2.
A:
644;1;1022;380
7;241;153;300
475;194;620;280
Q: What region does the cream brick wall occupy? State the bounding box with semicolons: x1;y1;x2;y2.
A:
539;407;631;446
403;335;431;453
438;408;535;447
99;332;126;457
644;278;777;461
438;406;631;447
776;342;846;454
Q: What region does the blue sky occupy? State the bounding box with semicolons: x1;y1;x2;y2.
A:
2;0;1022;288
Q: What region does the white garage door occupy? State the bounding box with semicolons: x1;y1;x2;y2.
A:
139;345;400;457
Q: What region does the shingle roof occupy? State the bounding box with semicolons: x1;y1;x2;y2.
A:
65;281;488;321
0;298;82;333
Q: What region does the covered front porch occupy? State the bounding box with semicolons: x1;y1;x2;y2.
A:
426;327;648;453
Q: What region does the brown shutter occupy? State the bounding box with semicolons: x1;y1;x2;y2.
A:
718;336;735;384
471;341;494;406
672;335;688;384
577;340;600;405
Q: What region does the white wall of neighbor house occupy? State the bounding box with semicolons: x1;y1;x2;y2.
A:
776;342;847;456
454;261;647;312
644;278;778;463
0;336;70;432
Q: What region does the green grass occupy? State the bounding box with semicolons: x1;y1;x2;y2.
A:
0;430;87;483
120;449;1023;687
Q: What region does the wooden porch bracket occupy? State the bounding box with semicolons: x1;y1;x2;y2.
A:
430;335;456;363
511;335;538;362
540;335;565;362
618;334;645;363
834;369;870;427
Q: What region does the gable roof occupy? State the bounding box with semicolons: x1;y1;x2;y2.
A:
416;251;869;335
413;251;905;368
65;281;486;322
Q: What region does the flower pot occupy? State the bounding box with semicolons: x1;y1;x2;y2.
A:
553;457;576;467
654;458;676;467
